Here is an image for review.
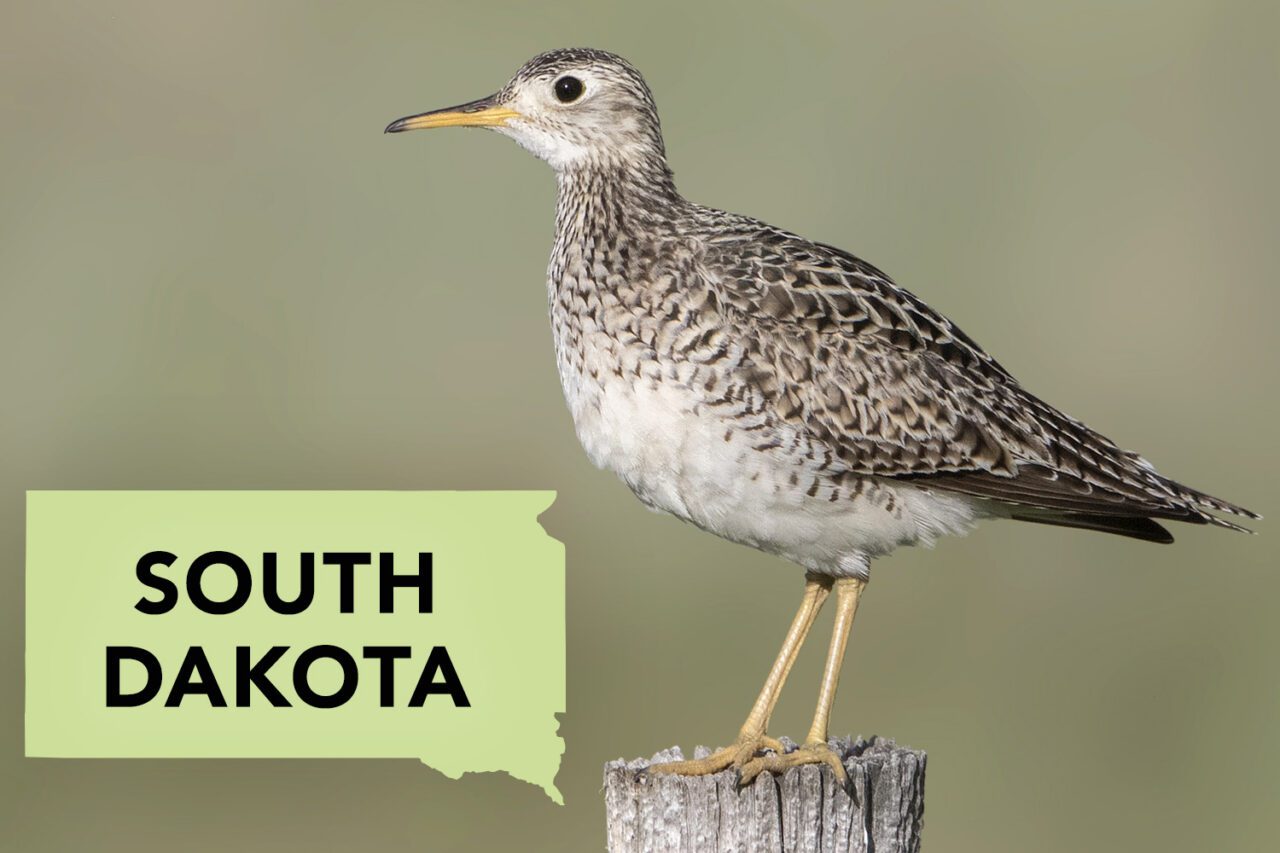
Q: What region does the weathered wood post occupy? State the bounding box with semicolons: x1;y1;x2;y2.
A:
604;736;925;852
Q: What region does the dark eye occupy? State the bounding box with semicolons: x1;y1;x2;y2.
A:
554;76;584;103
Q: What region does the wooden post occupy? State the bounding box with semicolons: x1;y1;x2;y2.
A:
603;736;925;853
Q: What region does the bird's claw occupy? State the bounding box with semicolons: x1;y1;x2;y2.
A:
739;741;857;802
645;735;856;801
645;731;783;778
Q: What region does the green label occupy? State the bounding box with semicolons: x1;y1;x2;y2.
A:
25;491;565;802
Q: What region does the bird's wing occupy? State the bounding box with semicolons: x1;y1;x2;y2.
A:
702;225;1256;530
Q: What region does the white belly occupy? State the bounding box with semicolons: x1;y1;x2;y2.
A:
561;360;985;577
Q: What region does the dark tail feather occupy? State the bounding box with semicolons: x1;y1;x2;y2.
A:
1169;482;1261;522
1008;510;1176;543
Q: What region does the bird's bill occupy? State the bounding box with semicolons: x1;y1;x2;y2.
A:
384;96;520;133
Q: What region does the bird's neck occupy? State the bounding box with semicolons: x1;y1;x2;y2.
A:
545;156;685;385
552;156;682;255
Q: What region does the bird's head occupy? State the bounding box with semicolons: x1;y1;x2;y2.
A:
386;48;667;175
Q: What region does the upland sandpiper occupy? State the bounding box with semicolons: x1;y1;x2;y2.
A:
386;48;1258;790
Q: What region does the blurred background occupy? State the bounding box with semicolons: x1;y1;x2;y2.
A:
2;1;1277;850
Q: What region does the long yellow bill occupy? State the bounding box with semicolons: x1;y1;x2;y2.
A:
385;97;520;133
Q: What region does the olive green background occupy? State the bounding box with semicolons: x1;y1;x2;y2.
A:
2;1;1276;851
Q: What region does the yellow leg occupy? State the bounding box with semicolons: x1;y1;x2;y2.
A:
647;573;832;777
740;576;866;791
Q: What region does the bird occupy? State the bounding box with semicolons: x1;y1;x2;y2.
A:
385;48;1258;790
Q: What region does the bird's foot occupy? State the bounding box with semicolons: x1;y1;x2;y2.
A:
740;739;853;797
644;731;787;779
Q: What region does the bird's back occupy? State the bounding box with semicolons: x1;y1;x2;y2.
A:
678;205;1257;542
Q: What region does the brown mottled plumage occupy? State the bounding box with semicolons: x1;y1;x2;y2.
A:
387;47;1258;788
702;220;1257;542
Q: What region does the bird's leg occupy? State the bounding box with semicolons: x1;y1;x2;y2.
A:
740;576;866;791
647;573;832;777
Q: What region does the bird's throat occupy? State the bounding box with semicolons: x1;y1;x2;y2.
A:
550;157;682;281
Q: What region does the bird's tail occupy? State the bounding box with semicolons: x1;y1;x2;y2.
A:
1165;480;1260;534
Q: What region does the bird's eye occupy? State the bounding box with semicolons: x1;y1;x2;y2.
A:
554;76;584;103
